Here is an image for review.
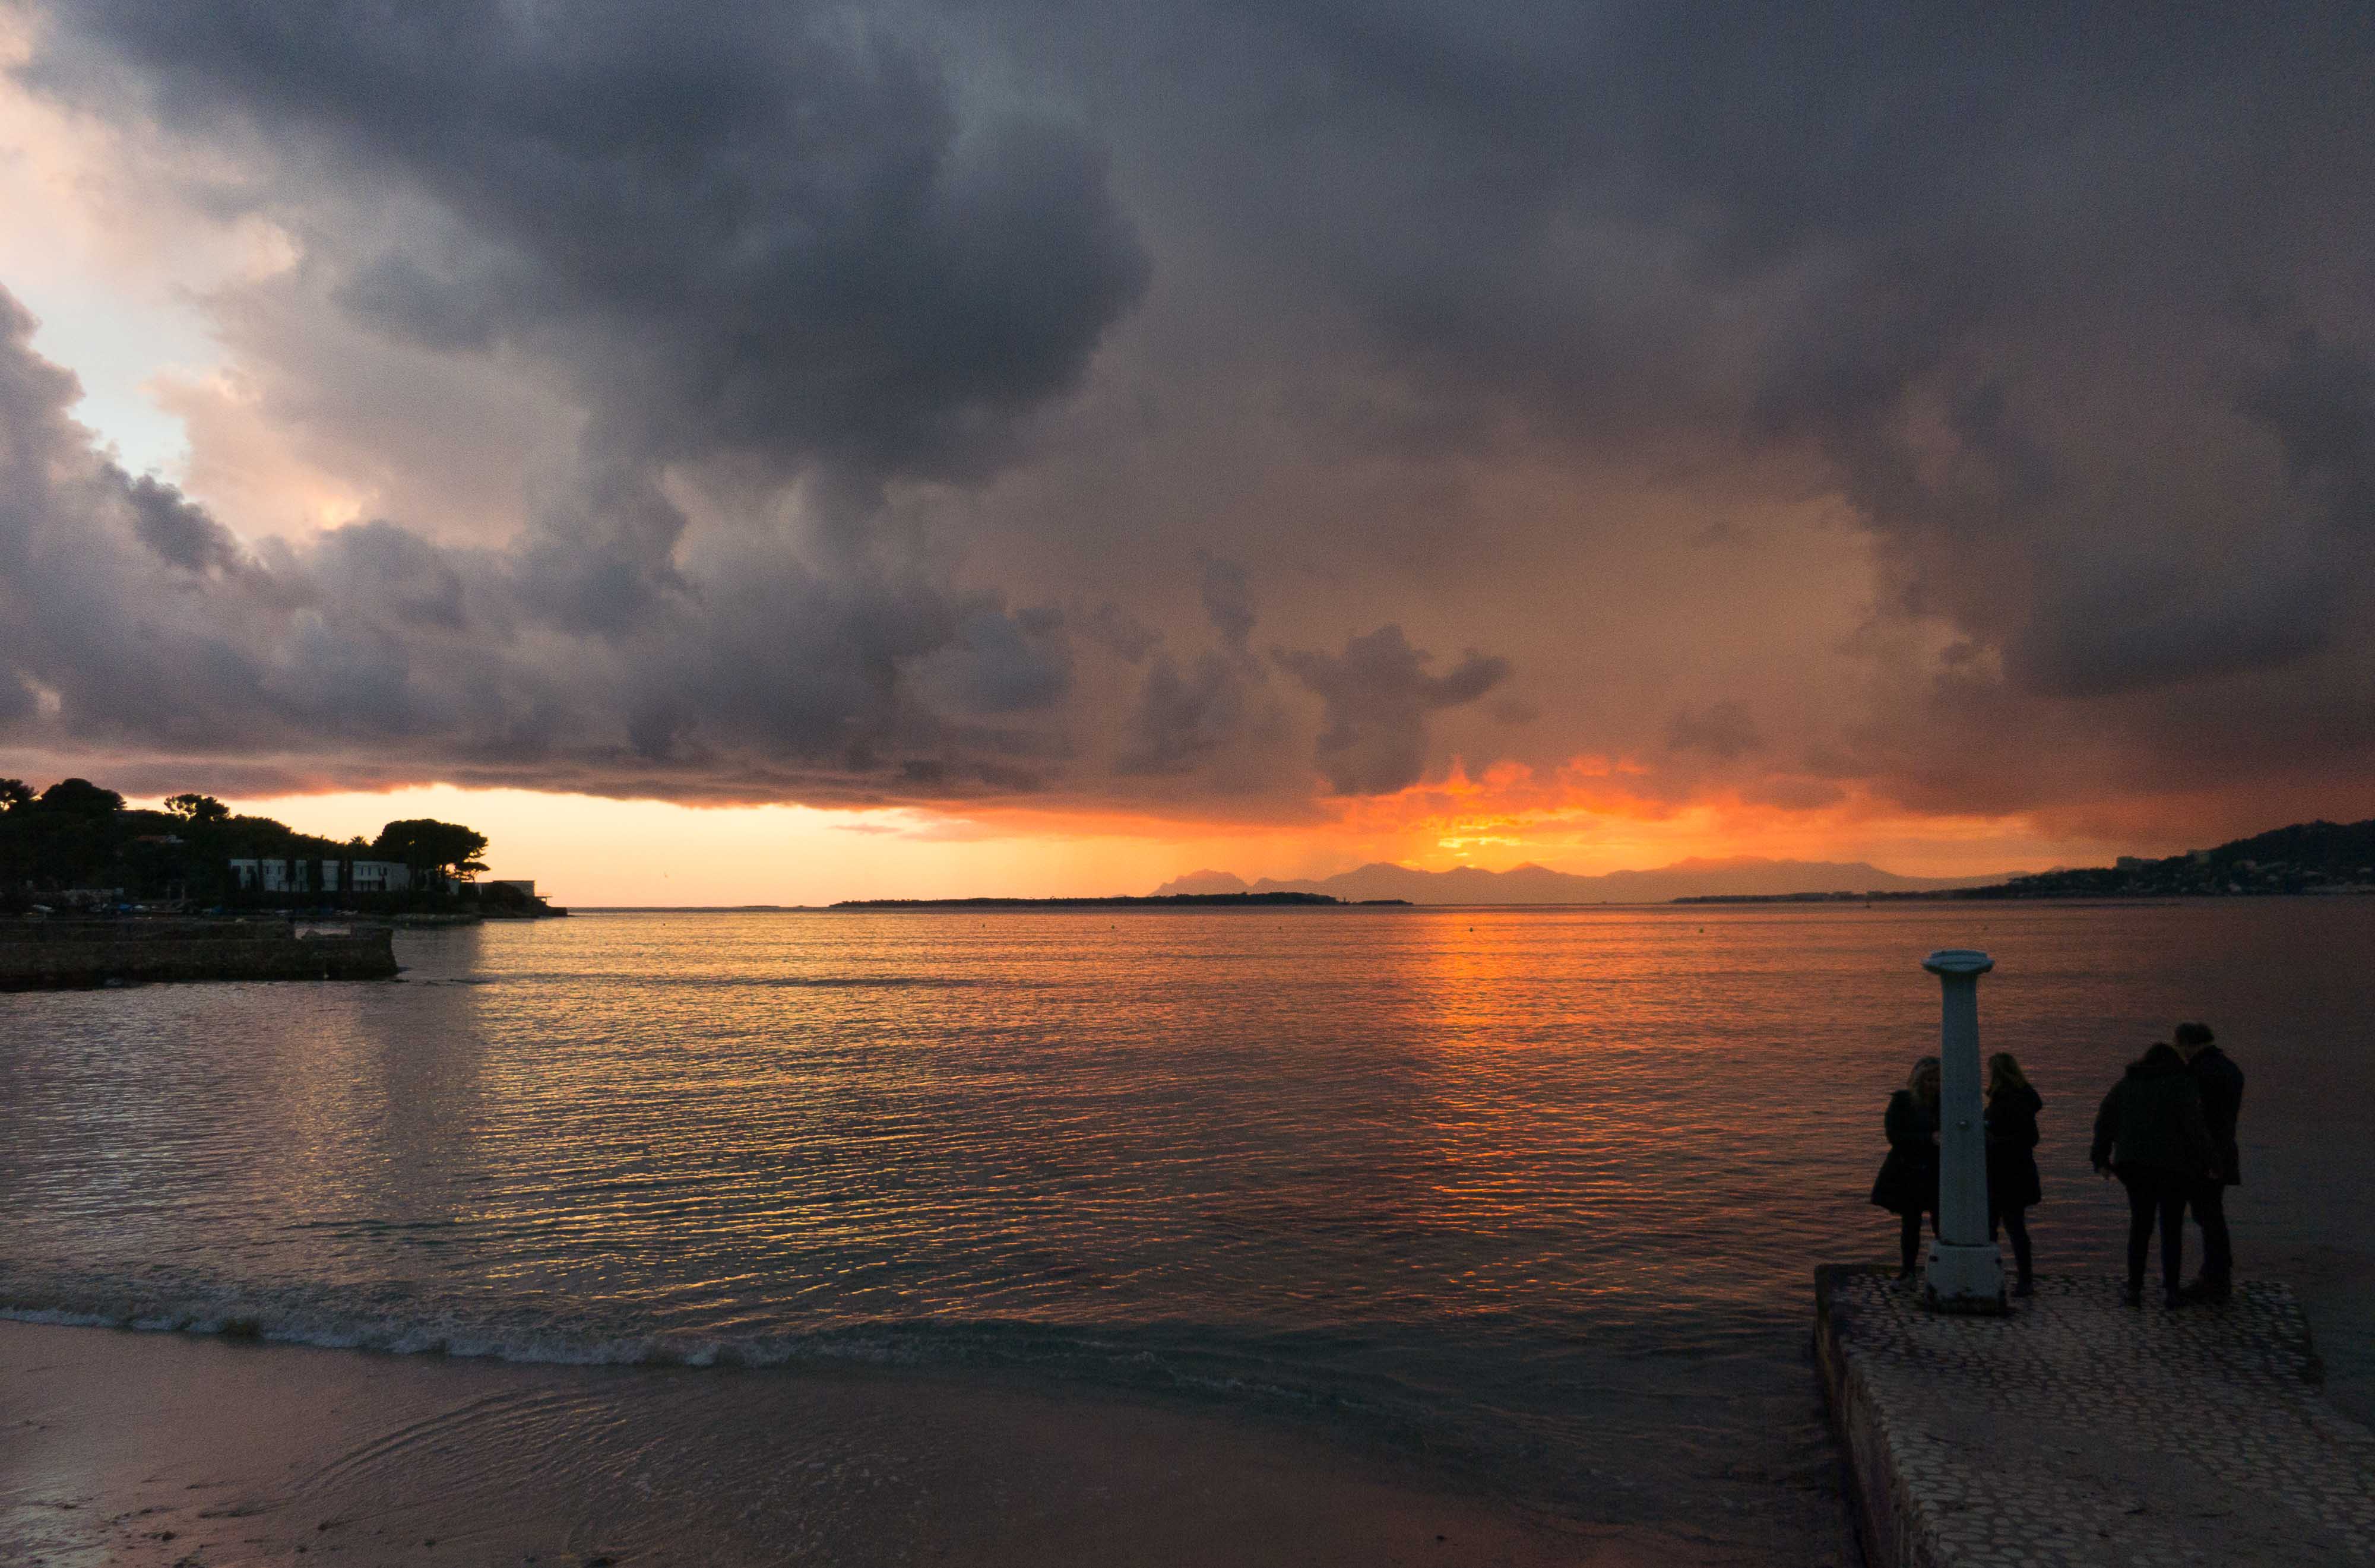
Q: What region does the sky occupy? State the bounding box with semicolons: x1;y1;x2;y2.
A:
3;4;2373;904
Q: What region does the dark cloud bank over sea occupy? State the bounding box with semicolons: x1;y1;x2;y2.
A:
5;3;2375;835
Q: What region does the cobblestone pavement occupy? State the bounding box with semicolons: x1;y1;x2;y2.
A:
1825;1271;2375;1566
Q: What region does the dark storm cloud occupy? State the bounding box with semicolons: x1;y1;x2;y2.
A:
1195;552;1256;654
910;604;1073;717
0;289;1076;799
1057;2;2375;775
1113;556;1274;778
28;0;1150;679
1078;601;1160;664
1667;701;1763;761
1275;626;1509;795
15;1;2375;823
43;0;1148;483
2246;328;2375;538
7;0;1158;802
1116;652;1250;777
126;474;246;575
0;674;34;727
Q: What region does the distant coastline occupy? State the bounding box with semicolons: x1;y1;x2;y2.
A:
1152;816;2375;907
1676;817;2375;904
1148;857;2002;905
831;892;1407;910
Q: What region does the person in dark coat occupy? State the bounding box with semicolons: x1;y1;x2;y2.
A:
2090;1042;2218;1309
1984;1051;2043;1298
2174;1021;2244;1301
1870;1056;1941;1280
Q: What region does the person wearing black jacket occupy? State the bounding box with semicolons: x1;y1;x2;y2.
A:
1870;1056;1941;1280
2174;1022;2244;1302
1984;1052;2043;1298
2091;1043;2218;1309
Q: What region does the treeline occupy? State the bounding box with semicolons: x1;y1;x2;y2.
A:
0;775;499;913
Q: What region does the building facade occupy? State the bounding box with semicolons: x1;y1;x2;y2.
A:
229;858;409;895
347;860;412;893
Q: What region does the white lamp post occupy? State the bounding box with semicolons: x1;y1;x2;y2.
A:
1921;948;2006;1313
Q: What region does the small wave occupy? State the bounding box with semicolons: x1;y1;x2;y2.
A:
0;1290;1457;1411
0;1290;1799;1526
0;1290;1527;1440
0;1294;1113;1374
0;1293;1494;1474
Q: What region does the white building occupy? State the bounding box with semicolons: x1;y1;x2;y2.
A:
228;857;384;895
230;857;334;892
348;861;413;893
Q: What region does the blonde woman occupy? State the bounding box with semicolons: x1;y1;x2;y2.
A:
1870;1056;1942;1279
1985;1053;2044;1297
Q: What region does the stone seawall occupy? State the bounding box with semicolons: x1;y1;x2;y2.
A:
1814;1265;1937;1567
0;921;399;989
1816;1263;2375;1566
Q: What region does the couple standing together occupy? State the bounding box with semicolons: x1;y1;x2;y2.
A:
1869;1024;2244;1307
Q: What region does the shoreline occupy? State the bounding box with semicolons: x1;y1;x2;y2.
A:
0;1318;1714;1567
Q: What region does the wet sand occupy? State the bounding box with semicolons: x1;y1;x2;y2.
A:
0;1320;1744;1567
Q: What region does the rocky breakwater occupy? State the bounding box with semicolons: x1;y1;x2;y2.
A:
0;918;400;990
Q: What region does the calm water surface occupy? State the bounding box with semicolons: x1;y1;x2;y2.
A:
4;902;2371;1550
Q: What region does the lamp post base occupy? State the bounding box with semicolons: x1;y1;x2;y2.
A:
1923;1240;2007;1316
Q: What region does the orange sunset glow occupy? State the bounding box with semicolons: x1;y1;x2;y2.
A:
203;767;2109;907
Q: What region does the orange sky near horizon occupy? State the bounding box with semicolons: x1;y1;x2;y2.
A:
191;771;2129;907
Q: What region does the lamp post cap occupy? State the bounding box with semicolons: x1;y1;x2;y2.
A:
1923;948;1995;976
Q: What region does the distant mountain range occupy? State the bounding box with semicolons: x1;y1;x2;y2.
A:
1150;857;2006;905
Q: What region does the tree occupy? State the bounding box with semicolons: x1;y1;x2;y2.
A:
164;793;231;823
36;778;125;818
372;819;489;881
0;778;30;813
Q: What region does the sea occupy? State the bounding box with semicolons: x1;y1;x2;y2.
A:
4;899;2371;1557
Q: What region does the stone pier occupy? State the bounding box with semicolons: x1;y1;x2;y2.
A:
0;919;400;988
1816;1265;2375;1566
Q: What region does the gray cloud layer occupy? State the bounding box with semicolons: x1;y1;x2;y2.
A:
1277;628;1510;796
7;2;2375;834
0;287;1091;801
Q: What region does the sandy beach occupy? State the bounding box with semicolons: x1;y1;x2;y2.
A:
0;1320;1721;1567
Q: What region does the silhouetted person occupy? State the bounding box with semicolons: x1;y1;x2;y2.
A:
1984;1051;2042;1298
2174;1021;2244;1302
2090;1042;2216;1309
1870;1056;1942;1281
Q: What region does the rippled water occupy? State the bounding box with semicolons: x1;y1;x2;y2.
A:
5;901;2371;1548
